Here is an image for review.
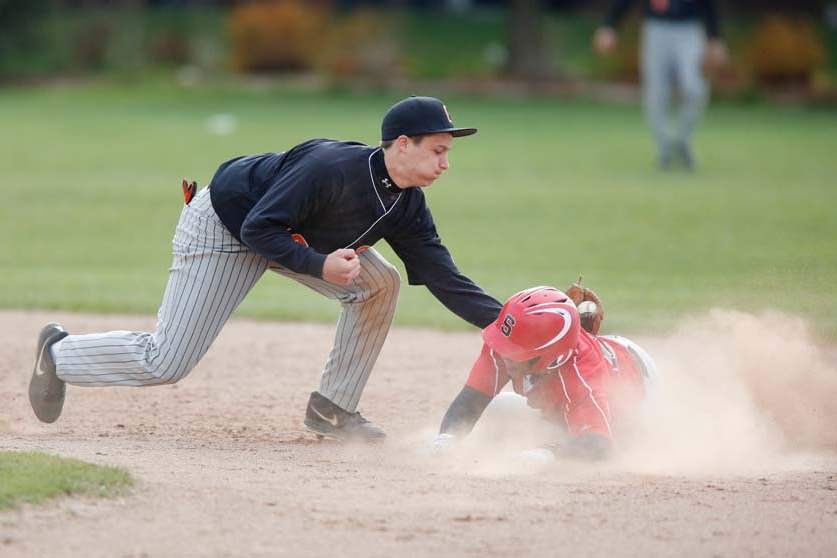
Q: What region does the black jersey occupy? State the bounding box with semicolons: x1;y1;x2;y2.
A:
604;0;721;38
209;139;502;328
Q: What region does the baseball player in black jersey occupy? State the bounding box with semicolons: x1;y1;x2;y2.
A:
28;96;503;442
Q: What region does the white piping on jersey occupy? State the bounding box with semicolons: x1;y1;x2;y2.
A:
601;334;659;385
557;368;572;425
573;359;612;438
531;307;573;350
489;348;502;396
342;149;403;249
546;349;574;370
597;338;619;372
367;148;388;212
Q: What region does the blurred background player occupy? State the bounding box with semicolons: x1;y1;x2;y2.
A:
593;0;728;170
434;285;657;461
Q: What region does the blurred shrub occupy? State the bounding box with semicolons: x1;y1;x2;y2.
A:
399;10;506;80
0;0;52;78
318;9;398;80
1;4;226;79
149;29;191;66
228;0;329;73
148;8;227;73
73;17;113;70
145;9;200;67
747;14;826;86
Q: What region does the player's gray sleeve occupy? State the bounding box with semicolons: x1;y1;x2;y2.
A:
439;386;491;436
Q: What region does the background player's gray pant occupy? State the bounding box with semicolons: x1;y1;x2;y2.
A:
641;20;708;158
54;188;400;412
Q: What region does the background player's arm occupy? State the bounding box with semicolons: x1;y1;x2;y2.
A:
594;0;631;55
702;0;722;39
702;1;727;68
602;0;634;30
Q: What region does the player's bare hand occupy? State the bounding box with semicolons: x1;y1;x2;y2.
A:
593;26;618;55
323;248;361;285
704;39;728;70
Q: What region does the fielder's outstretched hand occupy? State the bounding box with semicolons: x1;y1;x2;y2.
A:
323;249;361;285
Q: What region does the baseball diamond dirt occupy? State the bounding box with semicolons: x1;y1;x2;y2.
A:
2;310;837;558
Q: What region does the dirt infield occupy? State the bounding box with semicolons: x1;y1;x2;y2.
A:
1;310;836;558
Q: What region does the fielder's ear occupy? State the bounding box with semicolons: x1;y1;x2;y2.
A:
396;135;410;152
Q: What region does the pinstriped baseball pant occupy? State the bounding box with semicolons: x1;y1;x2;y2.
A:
54;188;400;412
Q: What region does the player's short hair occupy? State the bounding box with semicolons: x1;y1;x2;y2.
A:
380;135;425;150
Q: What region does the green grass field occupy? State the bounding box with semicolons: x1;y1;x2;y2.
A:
1;80;835;337
0;451;132;510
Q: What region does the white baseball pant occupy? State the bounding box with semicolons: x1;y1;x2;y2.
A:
53;187;399;412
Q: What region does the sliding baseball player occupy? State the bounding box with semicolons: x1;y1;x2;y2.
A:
434;284;657;460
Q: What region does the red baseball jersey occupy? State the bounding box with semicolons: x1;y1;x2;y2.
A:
465;331;650;440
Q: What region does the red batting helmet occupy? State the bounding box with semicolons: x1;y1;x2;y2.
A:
482;286;580;371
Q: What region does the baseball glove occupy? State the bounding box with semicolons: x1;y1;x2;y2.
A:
565;282;604;335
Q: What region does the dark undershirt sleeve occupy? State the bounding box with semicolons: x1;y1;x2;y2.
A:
239;162;332;278
603;0;634;28
439;386;492;436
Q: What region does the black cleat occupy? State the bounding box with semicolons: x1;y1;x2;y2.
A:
29;323;69;424
304;391;386;442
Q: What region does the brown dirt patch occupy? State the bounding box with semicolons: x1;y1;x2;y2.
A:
1;310;836;557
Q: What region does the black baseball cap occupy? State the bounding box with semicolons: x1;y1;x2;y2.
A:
381;96;477;141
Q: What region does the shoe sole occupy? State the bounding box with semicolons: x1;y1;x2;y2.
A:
304;419;350;442
303;420;385;443
304;423;341;441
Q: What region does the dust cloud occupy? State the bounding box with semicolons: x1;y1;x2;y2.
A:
615;309;837;475
416;310;837;477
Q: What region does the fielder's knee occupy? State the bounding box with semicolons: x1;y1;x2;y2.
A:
141;361;192;385
366;260;400;304
381;261;401;294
